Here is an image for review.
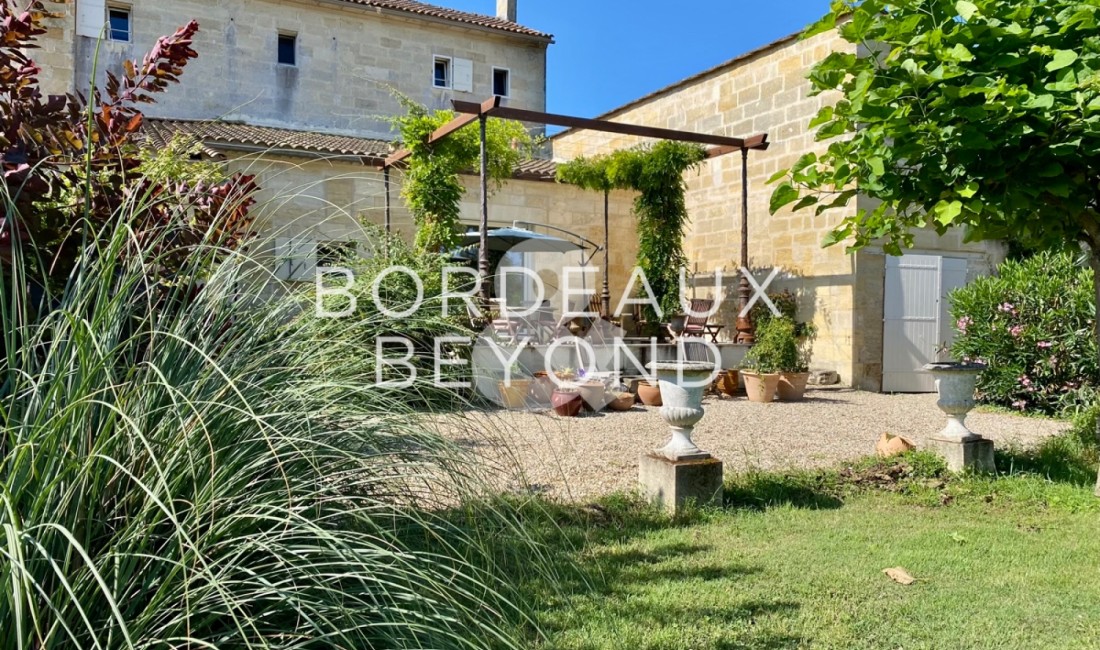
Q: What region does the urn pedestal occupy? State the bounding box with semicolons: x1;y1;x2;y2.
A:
639;361;723;513
923;362;994;473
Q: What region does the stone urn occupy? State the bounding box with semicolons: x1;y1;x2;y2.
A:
923;361;986;441
647;361;715;461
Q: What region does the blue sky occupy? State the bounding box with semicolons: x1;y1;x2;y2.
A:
443;0;829;118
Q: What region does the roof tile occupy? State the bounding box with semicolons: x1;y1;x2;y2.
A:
338;0;552;40
142;118;557;181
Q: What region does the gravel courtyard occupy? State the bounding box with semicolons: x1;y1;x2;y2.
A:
433;388;1069;501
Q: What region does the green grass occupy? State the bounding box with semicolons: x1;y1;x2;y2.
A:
511;449;1100;650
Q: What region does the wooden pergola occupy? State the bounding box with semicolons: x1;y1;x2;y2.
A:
381;97;770;343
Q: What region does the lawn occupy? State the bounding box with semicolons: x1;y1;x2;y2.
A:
514;450;1100;650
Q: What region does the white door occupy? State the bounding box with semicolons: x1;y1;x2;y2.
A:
882;255;968;392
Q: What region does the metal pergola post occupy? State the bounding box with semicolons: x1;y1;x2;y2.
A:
735;146;755;344
478;113;490;304
601;189;610;319
383;165;391;257
379;96;771;329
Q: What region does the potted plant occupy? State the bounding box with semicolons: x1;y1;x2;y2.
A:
768;318;810;401
740;319;787;403
551;385;583;417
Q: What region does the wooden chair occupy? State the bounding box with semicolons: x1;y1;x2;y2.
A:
680;298;724;343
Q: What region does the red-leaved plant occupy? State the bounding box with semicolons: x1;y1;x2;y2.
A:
0;0;257;283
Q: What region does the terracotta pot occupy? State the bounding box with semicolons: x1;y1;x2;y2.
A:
715;369;740;397
777;372;810;401
637;380;663;406
742;371;780;403
551;389;583;417
576;380;606;410
607;391;635;411
498;379;532;409
530;372;555;404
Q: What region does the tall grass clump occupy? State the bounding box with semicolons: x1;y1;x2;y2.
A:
0;182;556;647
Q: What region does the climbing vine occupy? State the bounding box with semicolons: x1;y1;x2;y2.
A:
558;140;706;320
392;97;536;253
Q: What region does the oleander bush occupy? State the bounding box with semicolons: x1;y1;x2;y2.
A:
949;251;1100;415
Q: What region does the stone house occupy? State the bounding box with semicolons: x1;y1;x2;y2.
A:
550;28;1006;392
32;0;1003;391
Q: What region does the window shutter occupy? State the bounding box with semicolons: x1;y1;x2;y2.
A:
453;58;473;92
275;236;317;281
76;0;107;38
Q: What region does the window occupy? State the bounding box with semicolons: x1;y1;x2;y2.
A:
316;241;356;267
492;67;510;98
433;56;451;88
277;33;296;66
107;6;130;42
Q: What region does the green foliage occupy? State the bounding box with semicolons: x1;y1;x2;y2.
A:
996;410;1100;485
0;8;256;285
0;201;550;647
136;133;227;185
392;96;536;253
311;225;477;408
556;154;614;192
558;141;706;319
949;251;1099;414
741;316;803;372
770;0;1100;258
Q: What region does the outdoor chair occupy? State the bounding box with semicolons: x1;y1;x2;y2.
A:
678;298;725;343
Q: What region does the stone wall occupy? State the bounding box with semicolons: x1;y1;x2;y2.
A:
40;0;548;139
34;1;76;96
225;152;636;310
552;29;1005;386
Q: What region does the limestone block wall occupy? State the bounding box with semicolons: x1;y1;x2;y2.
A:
553;29;861;379
50;0;548;140
552;29;1006;386
225;152;635;310
34;1;76;96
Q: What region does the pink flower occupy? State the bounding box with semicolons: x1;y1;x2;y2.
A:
956;316;973;333
1012;399;1027;410
1010;325;1024;338
1019;375;1032;387
998;302;1018;316
1037;341;1053;349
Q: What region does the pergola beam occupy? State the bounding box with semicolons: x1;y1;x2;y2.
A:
383;97;502;169
451;100;770;151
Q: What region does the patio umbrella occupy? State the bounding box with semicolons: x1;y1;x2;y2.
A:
453;227;582;255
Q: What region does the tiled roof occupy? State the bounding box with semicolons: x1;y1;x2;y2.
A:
143;119;393;159
338;0;552;40
142;118;558;181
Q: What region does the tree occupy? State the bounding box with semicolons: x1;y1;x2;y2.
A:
391;97;535;254
769;0;1100;495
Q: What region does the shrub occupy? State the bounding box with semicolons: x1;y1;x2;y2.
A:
0;4;255;286
311;226;478;409
0;192;552;648
741;316;801;373
949;251;1099;415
